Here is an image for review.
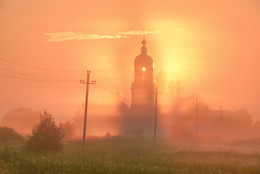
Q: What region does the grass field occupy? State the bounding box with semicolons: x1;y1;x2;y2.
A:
0;137;259;174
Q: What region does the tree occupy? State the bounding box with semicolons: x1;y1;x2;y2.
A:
0;127;23;142
25;111;63;152
60;120;74;140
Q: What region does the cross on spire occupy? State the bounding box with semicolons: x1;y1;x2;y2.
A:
141;38;147;54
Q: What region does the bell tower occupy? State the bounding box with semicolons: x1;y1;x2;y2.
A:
131;39;154;109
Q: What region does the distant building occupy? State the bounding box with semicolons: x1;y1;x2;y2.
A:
122;39;186;137
156;68;167;94
131;39;154;109
168;80;175;96
122;39;155;136
168;80;182;99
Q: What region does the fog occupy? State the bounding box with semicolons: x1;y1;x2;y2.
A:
0;0;260;151
2;89;260;151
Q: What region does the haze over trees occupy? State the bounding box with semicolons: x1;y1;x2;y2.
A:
0;108;40;135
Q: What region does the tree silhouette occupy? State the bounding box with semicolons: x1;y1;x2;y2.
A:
60;120;74;140
0;127;23;142
25;111;63;152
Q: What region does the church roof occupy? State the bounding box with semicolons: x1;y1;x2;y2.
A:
134;39;153;65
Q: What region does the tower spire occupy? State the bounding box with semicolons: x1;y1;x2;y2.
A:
141;37;147;55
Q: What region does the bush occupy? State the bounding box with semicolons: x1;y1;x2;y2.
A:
0;127;23;142
25;111;63;152
60;120;74;140
0;147;17;163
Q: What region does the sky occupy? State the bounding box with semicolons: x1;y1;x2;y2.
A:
0;0;260;121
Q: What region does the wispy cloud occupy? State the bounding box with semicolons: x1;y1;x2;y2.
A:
118;30;160;36
45;30;160;42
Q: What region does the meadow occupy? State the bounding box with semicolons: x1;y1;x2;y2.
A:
0;137;259;174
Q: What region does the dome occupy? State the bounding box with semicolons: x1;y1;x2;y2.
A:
156;69;166;82
134;54;153;65
134;39;153;65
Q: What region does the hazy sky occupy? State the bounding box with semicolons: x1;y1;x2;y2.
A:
0;0;260;121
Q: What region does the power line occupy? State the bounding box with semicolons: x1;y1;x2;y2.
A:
94;85;129;94
97;81;128;91
0;57;131;89
0;57;131;87
94;73;129;87
0;67;78;82
0;57;85;72
0;73;78;83
96;83;129;94
0;70;130;90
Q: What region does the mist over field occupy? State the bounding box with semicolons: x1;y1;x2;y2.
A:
1;0;260;173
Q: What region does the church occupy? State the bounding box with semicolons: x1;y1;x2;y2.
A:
121;39;158;136
130;39;180;109
120;38;184;137
131;39;155;110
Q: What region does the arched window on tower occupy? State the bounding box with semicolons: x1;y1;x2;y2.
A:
142;66;146;80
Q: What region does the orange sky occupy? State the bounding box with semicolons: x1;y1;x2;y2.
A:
0;0;260;121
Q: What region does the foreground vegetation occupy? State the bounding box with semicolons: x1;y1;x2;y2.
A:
0;137;259;174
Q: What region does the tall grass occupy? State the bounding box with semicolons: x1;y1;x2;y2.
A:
0;137;259;174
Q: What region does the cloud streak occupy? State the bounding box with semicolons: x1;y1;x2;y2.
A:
45;30;160;42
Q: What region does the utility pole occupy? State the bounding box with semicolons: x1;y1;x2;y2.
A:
220;105;223;140
80;70;96;150
195;96;198;139
154;86;158;145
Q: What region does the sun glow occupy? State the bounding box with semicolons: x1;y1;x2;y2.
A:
149;21;199;83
